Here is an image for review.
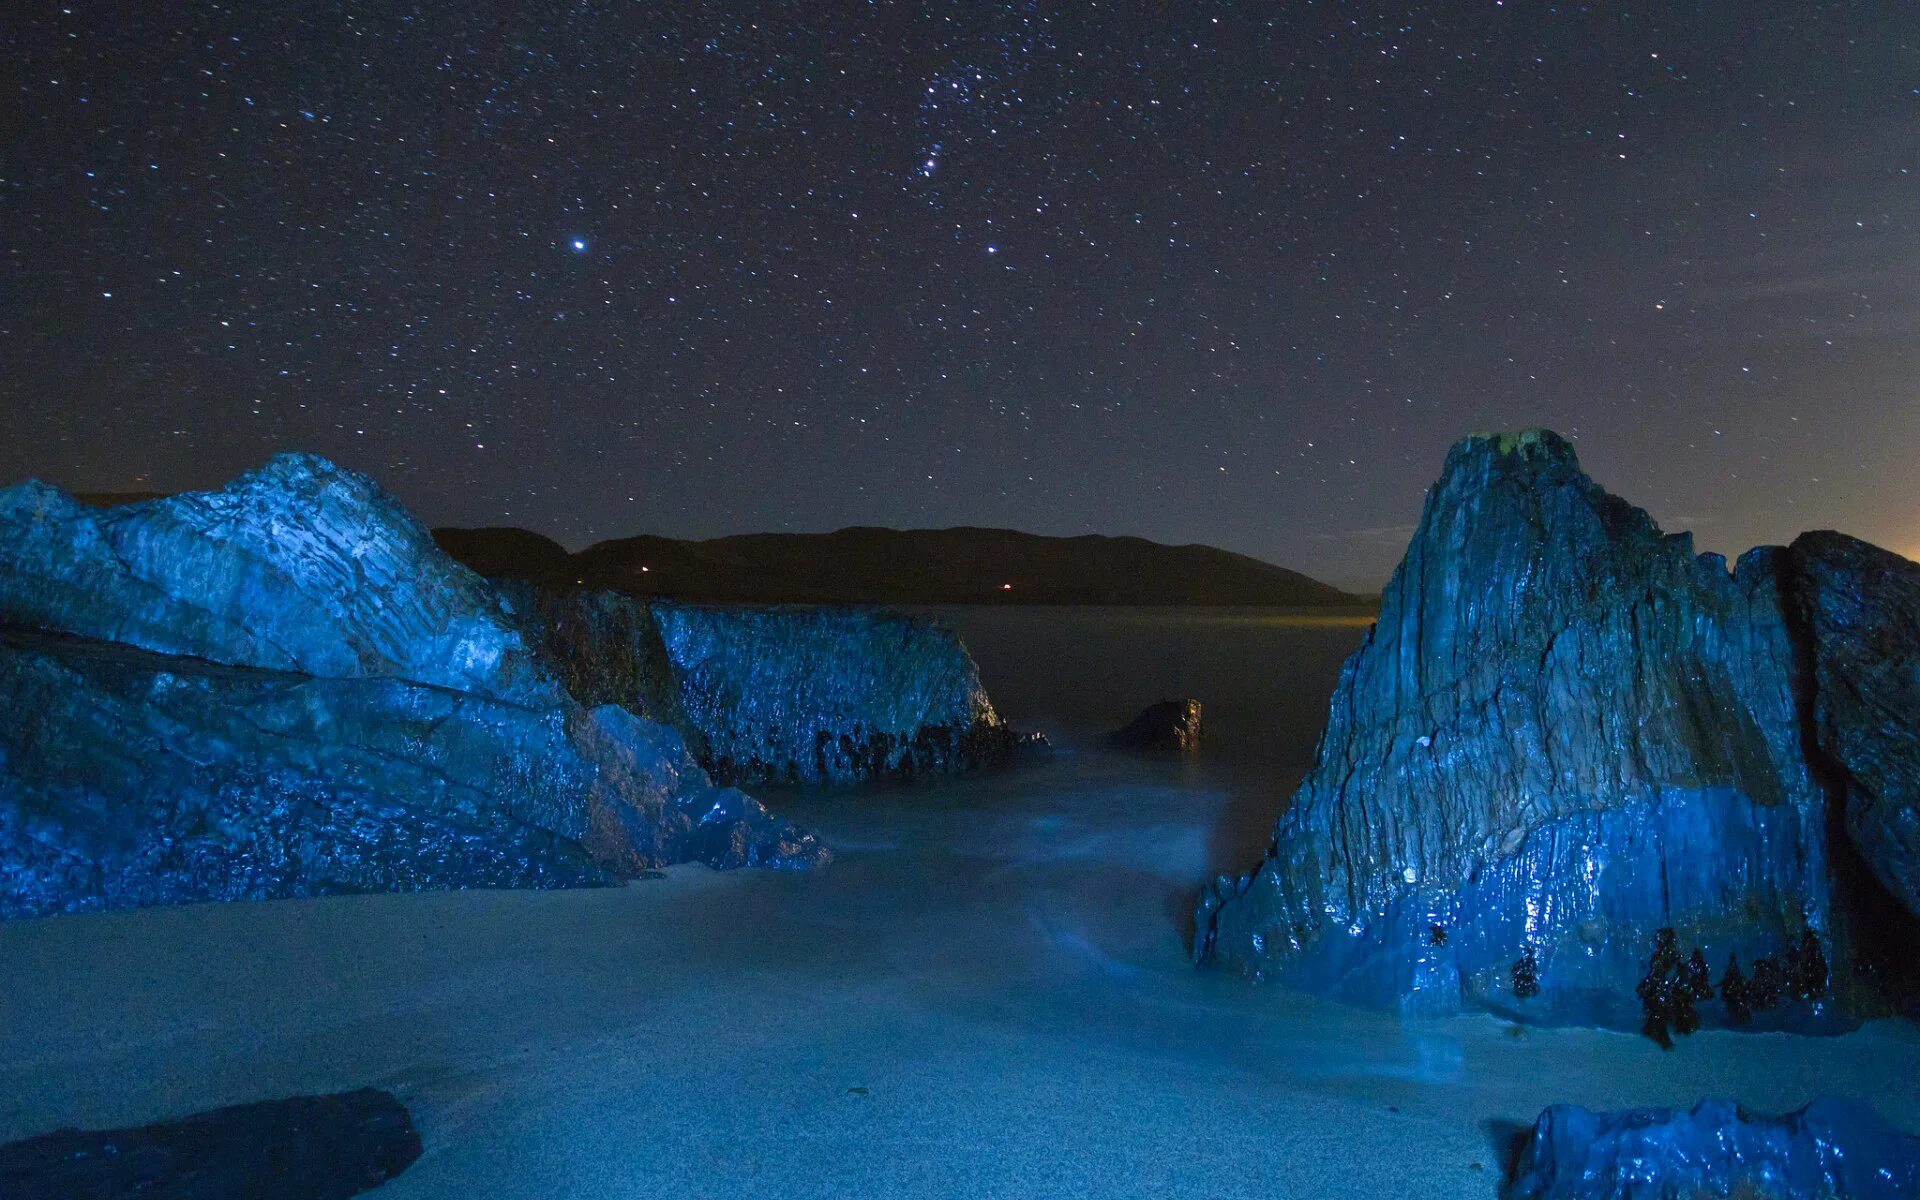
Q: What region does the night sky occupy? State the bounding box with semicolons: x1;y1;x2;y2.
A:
6;3;1916;589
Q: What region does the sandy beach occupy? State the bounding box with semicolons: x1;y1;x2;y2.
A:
6;737;1918;1198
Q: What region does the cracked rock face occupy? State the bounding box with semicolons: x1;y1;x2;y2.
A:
0;457;827;918
1788;530;1920;925
1196;431;1843;1031
1504;1098;1920;1200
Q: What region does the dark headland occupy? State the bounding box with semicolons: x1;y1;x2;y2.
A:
432;524;1368;607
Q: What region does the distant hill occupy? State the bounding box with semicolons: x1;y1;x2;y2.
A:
71;491;171;507
432;524;1368;607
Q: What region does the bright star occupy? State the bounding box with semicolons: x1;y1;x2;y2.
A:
570;238;588;253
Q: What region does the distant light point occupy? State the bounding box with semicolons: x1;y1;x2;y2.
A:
570;237;588;253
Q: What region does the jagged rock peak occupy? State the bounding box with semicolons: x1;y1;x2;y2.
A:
0;452;555;705
1196;428;1837;1032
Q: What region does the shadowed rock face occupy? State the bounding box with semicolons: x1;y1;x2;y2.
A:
1108;699;1203;754
1197;431;1842;1031
1788;531;1920;923
1504;1098;1920;1200
495;581;689;727
0;457;827;917
0;1088;420;1200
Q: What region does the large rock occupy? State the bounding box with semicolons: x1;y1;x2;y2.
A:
1504;1098;1920;1200
497;584;1025;786
0;459;826;918
1108;699;1203;754
654;602;1023;786
0;1088;420;1199
0;455;554;704
1196;431;1841;1032
1788;531;1920;923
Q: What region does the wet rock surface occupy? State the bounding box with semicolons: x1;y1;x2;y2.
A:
0;458;827;917
1504;1097;1920;1200
1195;430;1909;1032
1108;699;1203;753
0;1088;420;1200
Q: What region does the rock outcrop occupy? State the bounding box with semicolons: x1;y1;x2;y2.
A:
652;602;1021;786
1787;531;1920;924
1196;431;1895;1033
0;456;554;704
495;583;1025;787
1108;699;1203;754
1504;1098;1920;1200
0;1088;421;1200
0;456;827;918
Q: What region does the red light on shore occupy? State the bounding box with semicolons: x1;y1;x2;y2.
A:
1000;583;1013;591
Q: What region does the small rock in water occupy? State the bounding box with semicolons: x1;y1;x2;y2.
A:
1107;698;1203;754
0;1088;421;1200
1504;1097;1920;1200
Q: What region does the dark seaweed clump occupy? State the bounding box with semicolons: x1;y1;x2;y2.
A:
1640;928;1829;1046
1512;946;1540;999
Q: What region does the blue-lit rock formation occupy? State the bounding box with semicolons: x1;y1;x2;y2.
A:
0;457;826;918
1504;1098;1920;1200
1788;531;1920;924
0;455;555;704
495;583;1024;786
1196;431;1848;1032
651;601;1020;786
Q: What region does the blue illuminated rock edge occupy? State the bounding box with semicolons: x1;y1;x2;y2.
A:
1504;1098;1920;1200
0;454;838;917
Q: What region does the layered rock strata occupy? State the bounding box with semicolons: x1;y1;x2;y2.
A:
0;456;826;917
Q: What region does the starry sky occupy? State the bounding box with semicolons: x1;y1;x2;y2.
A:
6;2;1917;589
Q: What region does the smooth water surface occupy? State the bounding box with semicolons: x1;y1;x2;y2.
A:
3;609;1915;1199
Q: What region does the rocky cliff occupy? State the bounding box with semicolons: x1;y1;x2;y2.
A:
0;456;827;917
1195;430;1920;1034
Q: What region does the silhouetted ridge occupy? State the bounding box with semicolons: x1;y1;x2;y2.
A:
434;523;1363;606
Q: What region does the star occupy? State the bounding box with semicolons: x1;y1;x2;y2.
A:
569;238;588;253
